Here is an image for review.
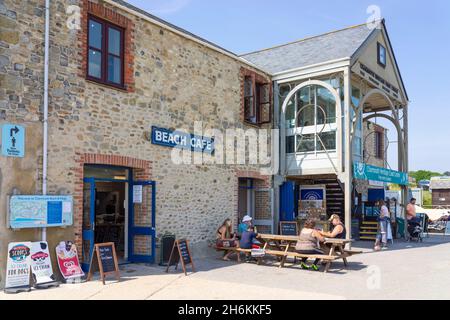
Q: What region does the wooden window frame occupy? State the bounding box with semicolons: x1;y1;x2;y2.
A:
375;130;384;159
87;15;125;90
243;75;272;126
377;42;387;68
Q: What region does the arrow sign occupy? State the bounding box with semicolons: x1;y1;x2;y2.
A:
2;124;25;158
10;126;19;137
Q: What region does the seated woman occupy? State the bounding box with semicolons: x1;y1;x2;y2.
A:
295;220;325;271
216;219;240;261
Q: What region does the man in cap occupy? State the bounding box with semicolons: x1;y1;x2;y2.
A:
238;215;253;235
320;214;346;240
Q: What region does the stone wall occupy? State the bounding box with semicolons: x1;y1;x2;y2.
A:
0;0;273;287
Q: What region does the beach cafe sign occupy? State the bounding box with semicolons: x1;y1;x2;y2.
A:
353;162;408;186
151;126;214;154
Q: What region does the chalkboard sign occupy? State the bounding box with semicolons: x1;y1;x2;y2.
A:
166;239;195;276
87;243;120;285
280;222;298;236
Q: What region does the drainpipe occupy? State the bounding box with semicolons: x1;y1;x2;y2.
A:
42;0;50;242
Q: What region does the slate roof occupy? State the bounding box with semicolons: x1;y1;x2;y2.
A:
240;23;376;74
430;177;450;190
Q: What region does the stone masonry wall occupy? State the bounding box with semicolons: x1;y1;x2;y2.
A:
0;0;273;286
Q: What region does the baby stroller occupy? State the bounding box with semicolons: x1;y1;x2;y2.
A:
407;219;423;242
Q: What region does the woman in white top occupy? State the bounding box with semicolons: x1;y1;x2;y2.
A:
375;200;390;250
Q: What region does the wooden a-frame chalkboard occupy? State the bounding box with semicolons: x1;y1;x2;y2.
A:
165;239;195;276
87;242;120;285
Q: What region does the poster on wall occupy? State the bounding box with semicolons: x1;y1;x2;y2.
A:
299;186;327;220
4;242;32;293
55;241;85;281
9;195;73;229
30;242;59;288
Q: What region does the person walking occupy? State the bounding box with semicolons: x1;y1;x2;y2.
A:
374;200;390;251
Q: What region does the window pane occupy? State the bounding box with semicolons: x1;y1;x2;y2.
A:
298;104;314;127
89;20;102;49
88;49;102;78
108;55;122;84
297;87;314;127
244;77;253;97
286;136;295;154
317;131;336;151
316;86;336;125
297;134;315;153
108;28;121;56
285;98;295;129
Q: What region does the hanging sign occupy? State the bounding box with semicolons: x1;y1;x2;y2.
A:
9;195;73;229
87;243;120;285
354;162;409;186
1;124;25;158
30;242;59;288
55;241;85;281
151;126;214;154
4;242;32;293
166;239;195;276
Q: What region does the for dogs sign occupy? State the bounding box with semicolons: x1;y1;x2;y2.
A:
5;242;32;293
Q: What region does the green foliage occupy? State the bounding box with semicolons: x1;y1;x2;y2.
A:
423;191;432;207
409;170;442;182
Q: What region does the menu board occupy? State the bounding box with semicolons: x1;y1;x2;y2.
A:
166;239;195;276
87;243;120;285
280;222;298;236
5;242;32;293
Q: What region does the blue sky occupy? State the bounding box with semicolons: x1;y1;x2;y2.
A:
126;0;450;173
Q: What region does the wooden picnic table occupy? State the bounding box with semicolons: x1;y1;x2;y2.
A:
256;234;359;272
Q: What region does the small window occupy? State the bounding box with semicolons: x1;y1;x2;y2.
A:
375;131;384;159
87;16;124;88
377;43;386;68
243;74;271;125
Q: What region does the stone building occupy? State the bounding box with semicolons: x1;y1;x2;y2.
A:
0;0;410;288
0;0;274;286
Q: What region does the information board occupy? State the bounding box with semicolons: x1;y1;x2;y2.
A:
9;195;73;229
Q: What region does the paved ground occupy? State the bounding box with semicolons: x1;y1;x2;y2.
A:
1;235;449;300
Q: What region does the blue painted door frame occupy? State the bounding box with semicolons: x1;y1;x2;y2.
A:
81;172;156;272
128;180;156;264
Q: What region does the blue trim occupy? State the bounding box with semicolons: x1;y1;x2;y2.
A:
81;177;96;272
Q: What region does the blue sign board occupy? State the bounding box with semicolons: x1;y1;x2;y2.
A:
2;124;25;158
151;126;214;154
9;195;73;229
300;189;325;201
353;162;409;186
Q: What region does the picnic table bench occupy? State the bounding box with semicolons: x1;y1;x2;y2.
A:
215;234;362;273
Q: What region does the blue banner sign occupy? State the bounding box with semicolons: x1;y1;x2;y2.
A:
151;126;214;154
354;162;408;186
9;195;73;229
300;189;325;201
2;124;25;158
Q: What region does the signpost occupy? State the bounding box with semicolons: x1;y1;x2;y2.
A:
279;221;298;236
87;243;120;285
30;241;59;289
9;195;73;229
1;124;25;158
55;241;85;282
4;242;32;294
166;239;195;276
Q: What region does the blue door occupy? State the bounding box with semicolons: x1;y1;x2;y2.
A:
280;181;295;222
128;181;156;263
82;178;96;272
